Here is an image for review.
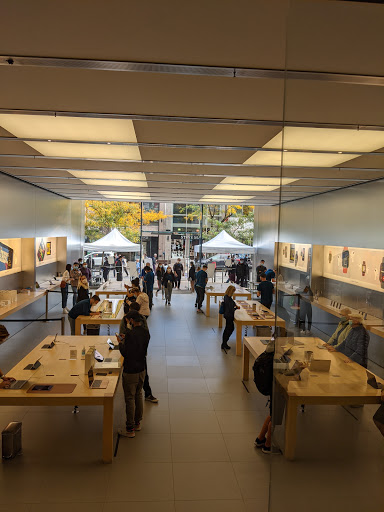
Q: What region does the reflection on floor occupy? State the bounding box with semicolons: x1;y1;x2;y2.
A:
0;292;383;511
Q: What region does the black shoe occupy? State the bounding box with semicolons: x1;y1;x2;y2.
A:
195;303;197;307
254;437;266;448
224;344;231;350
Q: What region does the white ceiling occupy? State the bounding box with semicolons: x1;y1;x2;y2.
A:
0;0;383;205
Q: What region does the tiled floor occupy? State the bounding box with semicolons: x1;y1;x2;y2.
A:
0;290;383;511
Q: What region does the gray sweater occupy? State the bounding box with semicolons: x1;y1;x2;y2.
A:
336;324;369;368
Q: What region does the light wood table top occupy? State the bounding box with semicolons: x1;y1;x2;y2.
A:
230;300;285;356
0;335;122;402
242;335;384;460
205;283;251;317
0;335;122;463
75;299;125;335
95;280;130;296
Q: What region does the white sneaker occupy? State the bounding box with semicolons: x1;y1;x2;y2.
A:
63;308;68;314
300;330;306;335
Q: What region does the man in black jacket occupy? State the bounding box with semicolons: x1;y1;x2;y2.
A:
173;258;184;289
236;259;249;287
118;311;150;438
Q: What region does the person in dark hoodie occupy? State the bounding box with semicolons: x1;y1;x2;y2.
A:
118;311;150;438
221;285;240;350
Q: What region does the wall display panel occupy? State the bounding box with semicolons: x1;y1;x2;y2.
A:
278;242;311;272
0;238;21;277
35;237;57;267
323;245;384;293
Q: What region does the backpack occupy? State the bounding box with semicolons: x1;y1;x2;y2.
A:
252;351;274;396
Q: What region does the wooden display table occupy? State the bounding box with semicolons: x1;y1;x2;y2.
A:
95;280;130;298
0;282;61;321
242;336;384;460
205;283;251;317
75;298;124;335
229;300;285;356
0;335;123;463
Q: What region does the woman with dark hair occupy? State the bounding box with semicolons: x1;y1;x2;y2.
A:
155;264;165;298
61;263;72;314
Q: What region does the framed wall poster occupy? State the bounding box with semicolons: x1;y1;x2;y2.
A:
290;244;295;262
37;238;46;262
0;241;13;271
46;242;51;255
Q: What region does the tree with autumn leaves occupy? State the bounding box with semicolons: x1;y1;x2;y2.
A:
85;201;167;243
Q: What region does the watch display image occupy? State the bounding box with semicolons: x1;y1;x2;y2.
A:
342;247;349;274
295;251;298;267
328;251;332;264
362;261;366;277
380;258;384;288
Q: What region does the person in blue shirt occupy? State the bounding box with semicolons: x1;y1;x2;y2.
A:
68;295;100;335
195;264;208;313
143;266;155;310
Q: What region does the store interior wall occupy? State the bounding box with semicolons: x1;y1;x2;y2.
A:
254;179;384;375
0;173;84;333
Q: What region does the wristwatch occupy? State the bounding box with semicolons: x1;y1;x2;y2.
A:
342;247;349;274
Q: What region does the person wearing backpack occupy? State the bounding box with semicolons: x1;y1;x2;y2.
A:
221;285;240;350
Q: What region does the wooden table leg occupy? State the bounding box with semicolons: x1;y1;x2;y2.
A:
75;318;81;335
235;321;242;356
102;395;114;463
242;343;250;380
206;295;211;317
284;397;298;460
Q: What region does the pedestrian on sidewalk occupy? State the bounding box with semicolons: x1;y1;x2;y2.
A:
189;261;196;292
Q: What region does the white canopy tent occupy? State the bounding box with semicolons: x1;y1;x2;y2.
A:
84;228;140;252
194;230;256;254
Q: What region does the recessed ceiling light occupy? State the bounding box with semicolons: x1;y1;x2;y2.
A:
69;171;147;188
81;179;147;187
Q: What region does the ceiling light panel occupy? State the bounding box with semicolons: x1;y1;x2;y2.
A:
201;195;253;202
243;127;384;168
219;177;296;186
0;114;141;160
70;171;146;181
214;184;278;191
79;179;147;187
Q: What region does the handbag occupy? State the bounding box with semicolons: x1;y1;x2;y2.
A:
219;301;225;315
60;280;67;289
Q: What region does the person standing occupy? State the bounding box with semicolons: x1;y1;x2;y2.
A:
80;261;92;282
265;268;276;282
119;304;158;404
221;285;240;350
162;267;175;305
116;255;123;282
256;260;267;283
61;263;72;314
122;255;129;277
67;295;101;335
173;258;184;289
155;264;165;298
143;266;155;310
257;273;275;310
77;274;90;302
189;261;196;293
195;264;208;313
236;259;249;287
152;253;157;270
298;284;313;335
118;311;150;437
102;256;110;282
70;262;82;306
